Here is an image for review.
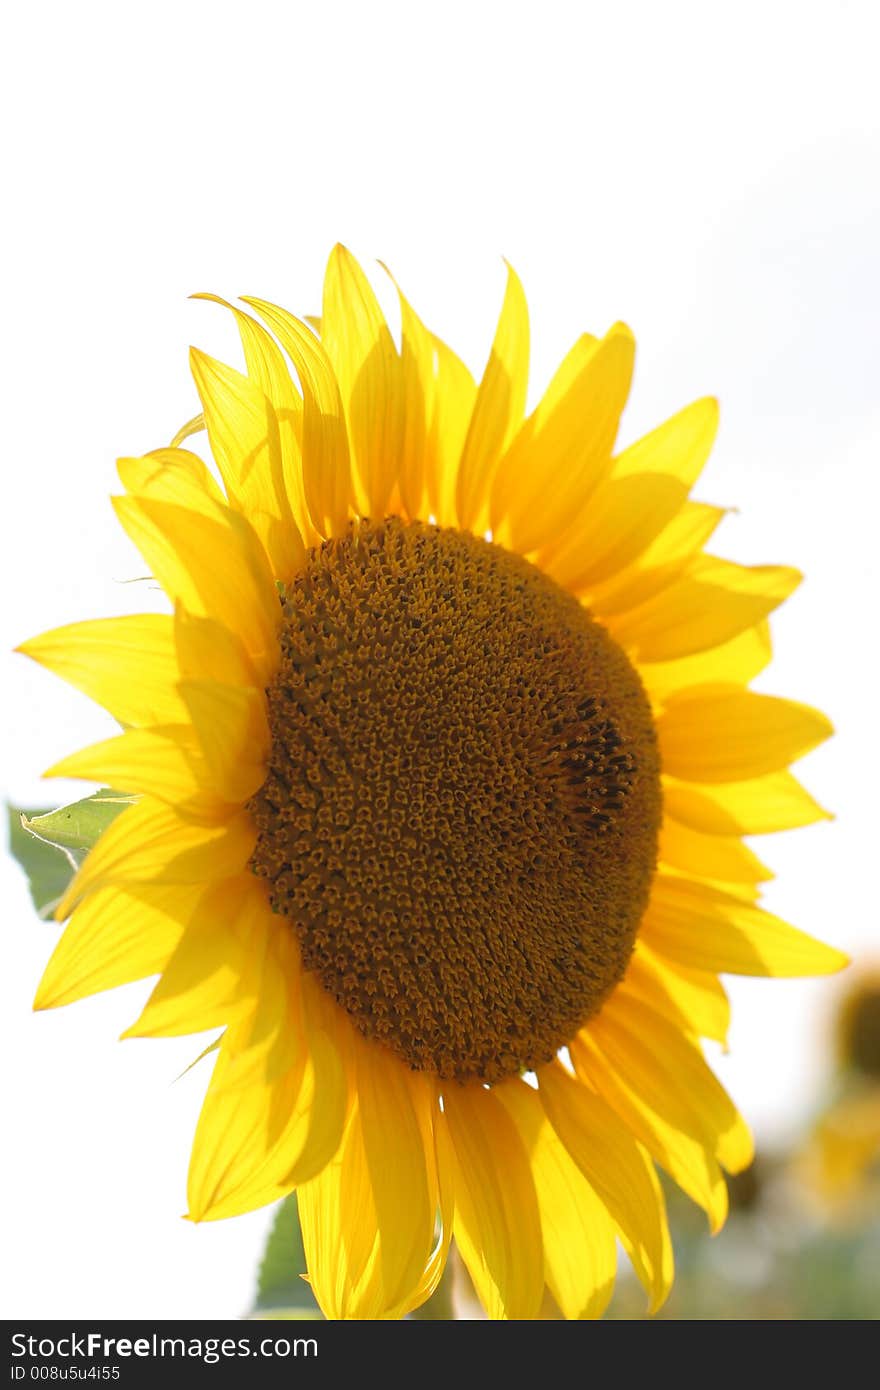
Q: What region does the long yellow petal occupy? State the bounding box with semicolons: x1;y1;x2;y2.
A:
187;1019;304;1220
297;1104;383;1319
542;396;717;590
623;944;731;1046
55;797;256;919
641;621;773;702
586;501;725;616
497;1078;617;1319
658;816;773;887
664;769;832;835
173;605;257;687
191;294;314;546
322;246;403;520
189;347;305;581
244;297;353;537
34;882;199;1009
42;726;230;821
188;920;348;1220
388;271;431;519
290;973;354;1178
17;614;188;728
428;334;476;526
581;993;753;1175
657;689;833;782
178;679;268;804
643;872;849;976
456;262;529;532
111;496;280;683
441;1082;543;1320
538;1061;673;1312
351;1034;437;1311
123;877;258;1038
296;1034;428;1320
573;1028;729;1229
117;448;225;515
607;556;801;662
493;324;634;556
387;1076;451;1318
490;332;593;538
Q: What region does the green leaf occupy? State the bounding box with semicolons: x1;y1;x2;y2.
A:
21;789;135;863
254;1193;322;1318
7;789;134;919
6;805;75;919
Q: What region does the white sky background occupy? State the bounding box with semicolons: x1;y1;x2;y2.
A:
1;0;878;1319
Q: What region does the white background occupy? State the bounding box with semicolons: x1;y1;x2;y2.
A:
1;0;878;1319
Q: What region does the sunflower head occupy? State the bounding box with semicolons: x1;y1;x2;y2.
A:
837;969;880;1079
18;245;846;1320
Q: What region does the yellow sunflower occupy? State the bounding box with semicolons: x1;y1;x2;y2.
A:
19;247;846;1320
798;968;880;1208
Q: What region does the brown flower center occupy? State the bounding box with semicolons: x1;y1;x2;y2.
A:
248;518;661;1082
843;986;880;1079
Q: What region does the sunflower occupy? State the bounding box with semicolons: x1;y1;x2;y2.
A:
798;968;880;1209
19;247;846;1320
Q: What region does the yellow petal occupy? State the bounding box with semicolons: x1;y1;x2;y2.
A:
607;556;801;662
624;944;731;1046
542;396;717;590
489;332;592;540
456;262;529;532
322;245;403;520
351;1034;437;1311
243;297;353;538
428;334;476;526
187;1025;305;1221
297;1104;383;1319
441;1082;543;1320
582;992;753;1175
173;606;257;687
111;496;280;683
284;972;352;1186
34;882;198;1009
191;294;313;545
658;817;773;887
664;769;832;835
586;501;725;617
538;1061;673;1312
387;1076;452;1318
178;679;268;804
117;448;225;514
169;412;205;448
188;922;348;1220
573;1028;729;1230
42;726;229;821
386;269;431;520
493;324;635;556
123;877;258;1038
55;797;256;919
656;689;833;782
641;621;773;703
189;347;306;581
497;1078;617;1319
16;614;187;728
643;872;849;977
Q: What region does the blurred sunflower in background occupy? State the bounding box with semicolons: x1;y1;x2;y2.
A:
17;246;846;1320
799;968;880;1210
